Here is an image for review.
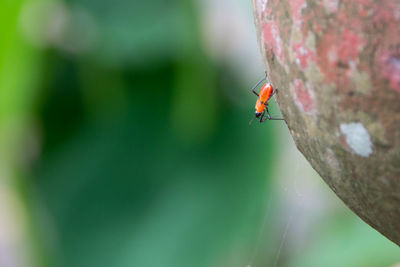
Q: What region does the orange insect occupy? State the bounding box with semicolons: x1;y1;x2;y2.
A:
250;73;285;124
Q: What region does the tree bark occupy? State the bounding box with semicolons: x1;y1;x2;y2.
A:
252;0;400;245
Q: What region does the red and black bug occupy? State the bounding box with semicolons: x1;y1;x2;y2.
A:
250;73;285;124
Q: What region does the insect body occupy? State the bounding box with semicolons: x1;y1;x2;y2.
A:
250;74;285;123
255;83;273;119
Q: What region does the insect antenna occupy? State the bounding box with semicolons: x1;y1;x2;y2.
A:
249;116;257;125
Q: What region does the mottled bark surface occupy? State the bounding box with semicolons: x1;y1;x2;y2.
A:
252;0;400;245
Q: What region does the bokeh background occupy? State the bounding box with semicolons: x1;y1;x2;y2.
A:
1;0;399;267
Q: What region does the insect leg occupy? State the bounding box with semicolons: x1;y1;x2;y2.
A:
266;108;272;120
269;117;286;121
260;109;271;122
259;111;265;123
272;87;278;97
262;108;285;122
265;71;270;83
251;75;267;96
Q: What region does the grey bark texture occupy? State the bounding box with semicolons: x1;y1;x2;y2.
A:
252;0;400;245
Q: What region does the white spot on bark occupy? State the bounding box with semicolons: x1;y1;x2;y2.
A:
340;122;373;157
324;0;339;13
328;47;337;63
255;0;268;15
261;0;268;11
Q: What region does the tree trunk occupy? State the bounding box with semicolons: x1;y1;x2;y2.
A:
252;0;400;245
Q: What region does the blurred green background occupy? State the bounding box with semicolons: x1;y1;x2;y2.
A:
0;0;399;267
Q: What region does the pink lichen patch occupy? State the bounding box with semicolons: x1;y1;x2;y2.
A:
317;28;365;83
289;0;306;26
265;6;273;18
379;53;400;93
338;29;365;63
293;79;316;113
372;2;398;24
337;6;364;32
316;29;337;81
263;21;284;62
292;41;316;69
